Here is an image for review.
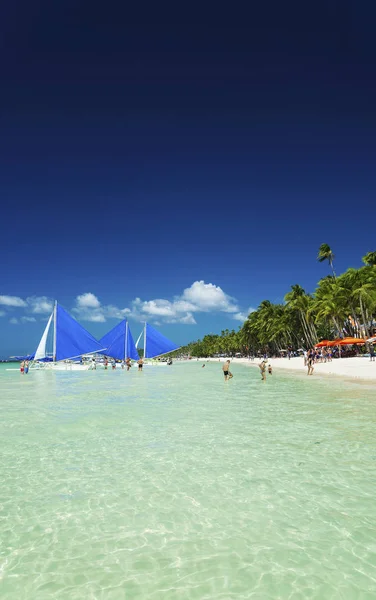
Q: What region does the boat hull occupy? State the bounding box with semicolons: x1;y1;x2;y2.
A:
31;362;91;371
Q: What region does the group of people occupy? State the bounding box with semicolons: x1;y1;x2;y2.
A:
303;348;334;375
304;348;333;366
221;359;273;382
303;349;320;375
259;359;272;382
100;357;144;371
19;360;29;374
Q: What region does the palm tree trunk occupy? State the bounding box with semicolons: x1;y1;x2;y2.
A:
330;259;336;278
359;296;369;338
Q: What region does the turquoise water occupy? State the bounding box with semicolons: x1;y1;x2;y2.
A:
1;361;376;599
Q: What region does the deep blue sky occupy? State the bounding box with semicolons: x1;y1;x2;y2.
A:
1;2;375;356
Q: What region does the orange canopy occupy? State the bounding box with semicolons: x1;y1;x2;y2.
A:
337;337;366;345
326;338;342;347
315;340;330;347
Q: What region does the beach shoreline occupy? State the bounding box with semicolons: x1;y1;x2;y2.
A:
193;355;376;382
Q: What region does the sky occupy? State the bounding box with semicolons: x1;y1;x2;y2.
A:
1;2;376;357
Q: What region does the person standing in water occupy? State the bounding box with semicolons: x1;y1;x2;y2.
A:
222;359;233;381
137;358;144;371
268;364;272;375
259;360;267;382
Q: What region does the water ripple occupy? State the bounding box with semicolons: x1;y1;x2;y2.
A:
0;362;376;599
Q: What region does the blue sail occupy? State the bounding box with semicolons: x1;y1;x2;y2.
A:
126;325;139;360
55;304;104;361
100;320;124;354
99;320;139;360
144;323;180;358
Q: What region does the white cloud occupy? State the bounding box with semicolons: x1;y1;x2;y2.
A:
181;281;239;313
232;307;255;322
0;295;27;307
129;297;196;324
125;280;239;324
73;294;131;323
21;316;37;323
86;312;106;323
177;313;196;325
26;296;53;314
76;293;101;309
9;317;19;324
7;281;247;328
73;281;247;326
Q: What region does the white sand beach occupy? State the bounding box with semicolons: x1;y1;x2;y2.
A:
196;356;376;381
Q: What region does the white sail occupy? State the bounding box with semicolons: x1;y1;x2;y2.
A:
34;312;53;361
135;330;143;349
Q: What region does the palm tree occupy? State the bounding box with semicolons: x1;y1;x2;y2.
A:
342;268;376;338
284;285;317;347
362;251;376;267
317;244;336;277
312;277;348;337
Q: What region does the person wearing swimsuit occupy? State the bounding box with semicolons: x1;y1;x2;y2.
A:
307;351;314;375
222;359;233;381
138;358;144;371
259;360;267;382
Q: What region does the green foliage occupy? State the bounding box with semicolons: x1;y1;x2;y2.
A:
174;248;376;357
362;251;376;267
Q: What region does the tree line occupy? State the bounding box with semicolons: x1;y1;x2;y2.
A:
172;246;376;358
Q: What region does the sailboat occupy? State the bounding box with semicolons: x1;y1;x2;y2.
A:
31;302;105;370
136;322;179;364
99;320;139;361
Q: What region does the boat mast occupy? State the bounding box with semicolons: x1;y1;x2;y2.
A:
125;320;128;360
53;300;57;362
143;322;146;359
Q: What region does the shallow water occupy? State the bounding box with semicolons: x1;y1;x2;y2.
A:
1;361;376;599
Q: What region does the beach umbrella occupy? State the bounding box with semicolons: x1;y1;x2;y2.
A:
315;340;330;347
326;338;342;347
367;337;376;343
337;337;365;345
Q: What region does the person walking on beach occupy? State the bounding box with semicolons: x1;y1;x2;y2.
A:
137;358;144;371
104;357;108;370
268;364;272;375
24;360;29;374
91;357;96;370
307;350;314;375
20;360;25;374
259;359;267;382
126;357;132;371
370;344;375;362
222;359;233;381
112;359;116;370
